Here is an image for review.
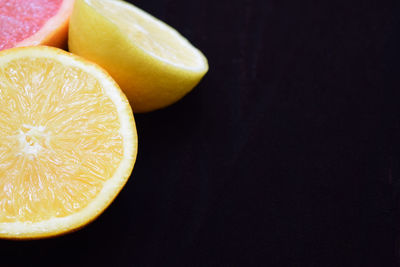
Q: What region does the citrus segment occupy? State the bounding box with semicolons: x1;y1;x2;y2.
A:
69;0;208;113
0;0;75;51
0;46;137;238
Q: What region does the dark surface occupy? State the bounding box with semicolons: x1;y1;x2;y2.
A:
2;0;400;266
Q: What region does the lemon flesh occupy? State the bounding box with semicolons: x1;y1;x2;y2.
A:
69;0;208;113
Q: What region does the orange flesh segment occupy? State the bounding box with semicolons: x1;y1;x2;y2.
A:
0;0;63;50
0;56;124;223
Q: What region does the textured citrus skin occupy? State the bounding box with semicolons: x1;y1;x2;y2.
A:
68;0;208;113
0;46;137;239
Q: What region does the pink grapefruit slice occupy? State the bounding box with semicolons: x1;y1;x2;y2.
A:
0;0;75;51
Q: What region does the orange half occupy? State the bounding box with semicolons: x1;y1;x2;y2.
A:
0;46;137;239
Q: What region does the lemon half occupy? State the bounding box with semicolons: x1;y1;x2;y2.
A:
69;0;209;113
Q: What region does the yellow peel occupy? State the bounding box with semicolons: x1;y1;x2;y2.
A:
69;0;208;113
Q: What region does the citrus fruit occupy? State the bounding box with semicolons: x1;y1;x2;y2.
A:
0;0;75;51
0;46;137;239
68;0;209;113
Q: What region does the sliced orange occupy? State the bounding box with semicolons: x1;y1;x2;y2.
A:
0;46;137;239
0;0;75;51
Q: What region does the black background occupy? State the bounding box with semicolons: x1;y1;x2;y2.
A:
2;0;400;266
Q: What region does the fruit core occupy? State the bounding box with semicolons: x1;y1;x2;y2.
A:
18;125;49;158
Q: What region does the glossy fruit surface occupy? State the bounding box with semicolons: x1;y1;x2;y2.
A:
69;0;208;113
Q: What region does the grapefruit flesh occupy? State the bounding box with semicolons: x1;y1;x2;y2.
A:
0;0;74;51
